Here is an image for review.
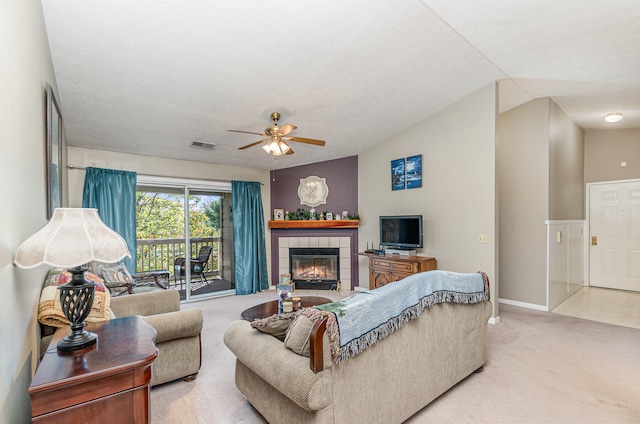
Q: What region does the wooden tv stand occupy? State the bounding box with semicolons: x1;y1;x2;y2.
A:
358;253;437;289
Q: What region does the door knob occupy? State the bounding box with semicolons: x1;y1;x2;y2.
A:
591;236;597;246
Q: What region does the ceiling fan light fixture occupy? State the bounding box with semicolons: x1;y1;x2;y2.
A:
278;141;291;153
605;112;623;123
268;140;283;155
231;112;325;157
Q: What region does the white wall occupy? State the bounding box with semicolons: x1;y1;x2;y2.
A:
358;83;498;318
547;220;584;310
0;0;60;421
67;147;270;206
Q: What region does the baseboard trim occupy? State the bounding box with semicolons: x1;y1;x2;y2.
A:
499;298;549;312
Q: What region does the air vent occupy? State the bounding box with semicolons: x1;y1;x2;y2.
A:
190;141;217;150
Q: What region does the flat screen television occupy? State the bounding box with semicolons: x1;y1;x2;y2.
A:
379;215;423;249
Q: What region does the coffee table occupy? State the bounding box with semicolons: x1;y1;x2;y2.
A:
241;296;332;321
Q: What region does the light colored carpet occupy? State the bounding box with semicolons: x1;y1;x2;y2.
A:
150;292;640;424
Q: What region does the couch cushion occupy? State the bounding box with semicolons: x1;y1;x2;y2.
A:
284;314;315;357
100;263;134;288
250;312;297;341
87;260;118;277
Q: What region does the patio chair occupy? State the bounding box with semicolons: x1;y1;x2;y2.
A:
174;246;213;286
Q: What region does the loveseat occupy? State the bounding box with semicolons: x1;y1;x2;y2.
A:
40;287;203;387
224;270;491;424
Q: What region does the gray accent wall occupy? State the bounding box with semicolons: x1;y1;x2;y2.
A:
585;129;640;184
498;98;584;308
549;101;585;220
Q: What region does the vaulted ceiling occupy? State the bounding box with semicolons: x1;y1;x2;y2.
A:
42;1;640;170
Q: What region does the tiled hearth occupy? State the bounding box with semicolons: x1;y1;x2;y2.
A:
279;237;350;290
269;226;358;293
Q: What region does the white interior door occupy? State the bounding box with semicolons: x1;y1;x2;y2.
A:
589;180;640;291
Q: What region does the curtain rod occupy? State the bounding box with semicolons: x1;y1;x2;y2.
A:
67;164;264;185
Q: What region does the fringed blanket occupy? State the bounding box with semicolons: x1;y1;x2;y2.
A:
299;270;490;364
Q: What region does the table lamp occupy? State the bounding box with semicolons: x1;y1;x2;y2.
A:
14;208;131;352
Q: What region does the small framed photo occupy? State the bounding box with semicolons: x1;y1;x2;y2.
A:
274;209;284;220
326;212;333;221
391;158;405;191
406;154;423;189
341;211;349;220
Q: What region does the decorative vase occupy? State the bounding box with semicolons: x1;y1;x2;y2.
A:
283;302;293;313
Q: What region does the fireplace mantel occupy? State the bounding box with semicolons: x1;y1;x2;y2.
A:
268;220;359;229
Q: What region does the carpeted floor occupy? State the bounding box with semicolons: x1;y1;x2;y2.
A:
150;292;640;424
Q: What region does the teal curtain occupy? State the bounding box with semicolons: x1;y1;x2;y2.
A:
232;180;268;294
82;167;137;273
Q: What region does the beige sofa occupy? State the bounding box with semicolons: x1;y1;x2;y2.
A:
109;289;203;386
224;290;491;423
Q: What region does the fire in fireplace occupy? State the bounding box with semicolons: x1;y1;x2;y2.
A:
289;247;340;290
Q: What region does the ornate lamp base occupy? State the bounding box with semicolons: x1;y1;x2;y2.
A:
57;266;98;352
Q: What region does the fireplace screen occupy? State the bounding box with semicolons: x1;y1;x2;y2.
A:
289;248;339;283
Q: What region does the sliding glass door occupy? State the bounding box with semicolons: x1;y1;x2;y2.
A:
136;177;234;301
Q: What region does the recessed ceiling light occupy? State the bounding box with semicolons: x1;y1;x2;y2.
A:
605;113;623;123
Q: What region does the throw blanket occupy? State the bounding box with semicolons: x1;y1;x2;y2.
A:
38;268;112;327
299;270;490;364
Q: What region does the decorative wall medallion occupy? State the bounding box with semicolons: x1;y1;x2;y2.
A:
298;176;329;207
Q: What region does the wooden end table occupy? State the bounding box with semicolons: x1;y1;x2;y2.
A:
29;316;158;424
241;296;332;321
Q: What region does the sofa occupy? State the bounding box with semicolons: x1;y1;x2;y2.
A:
224;271;491;424
107;289;203;386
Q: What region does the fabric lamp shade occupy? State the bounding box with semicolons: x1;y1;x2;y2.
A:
14;208;131;352
14;208;131;269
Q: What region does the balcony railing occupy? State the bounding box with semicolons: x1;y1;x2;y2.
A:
136;237;220;279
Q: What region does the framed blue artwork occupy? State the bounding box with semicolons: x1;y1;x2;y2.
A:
391;158;405;191
406;154;422;189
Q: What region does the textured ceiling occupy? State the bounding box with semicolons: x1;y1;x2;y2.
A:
41;0;640;170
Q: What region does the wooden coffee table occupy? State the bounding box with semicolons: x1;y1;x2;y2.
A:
241;296;332;321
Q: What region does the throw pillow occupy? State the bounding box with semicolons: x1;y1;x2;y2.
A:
38;268;112;327
100;264;134;288
87;260;117;277
250;312;297;341
284;314;315;357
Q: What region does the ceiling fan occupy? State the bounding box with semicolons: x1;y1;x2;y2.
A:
229;112;326;156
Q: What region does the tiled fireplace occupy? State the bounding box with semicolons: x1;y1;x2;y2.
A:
289;247;340;290
270;226;358;293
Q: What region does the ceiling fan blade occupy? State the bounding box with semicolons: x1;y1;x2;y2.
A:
228;129;267;137
284;136;326;146
285;146;294;155
237;140;267;150
278;123;297;136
